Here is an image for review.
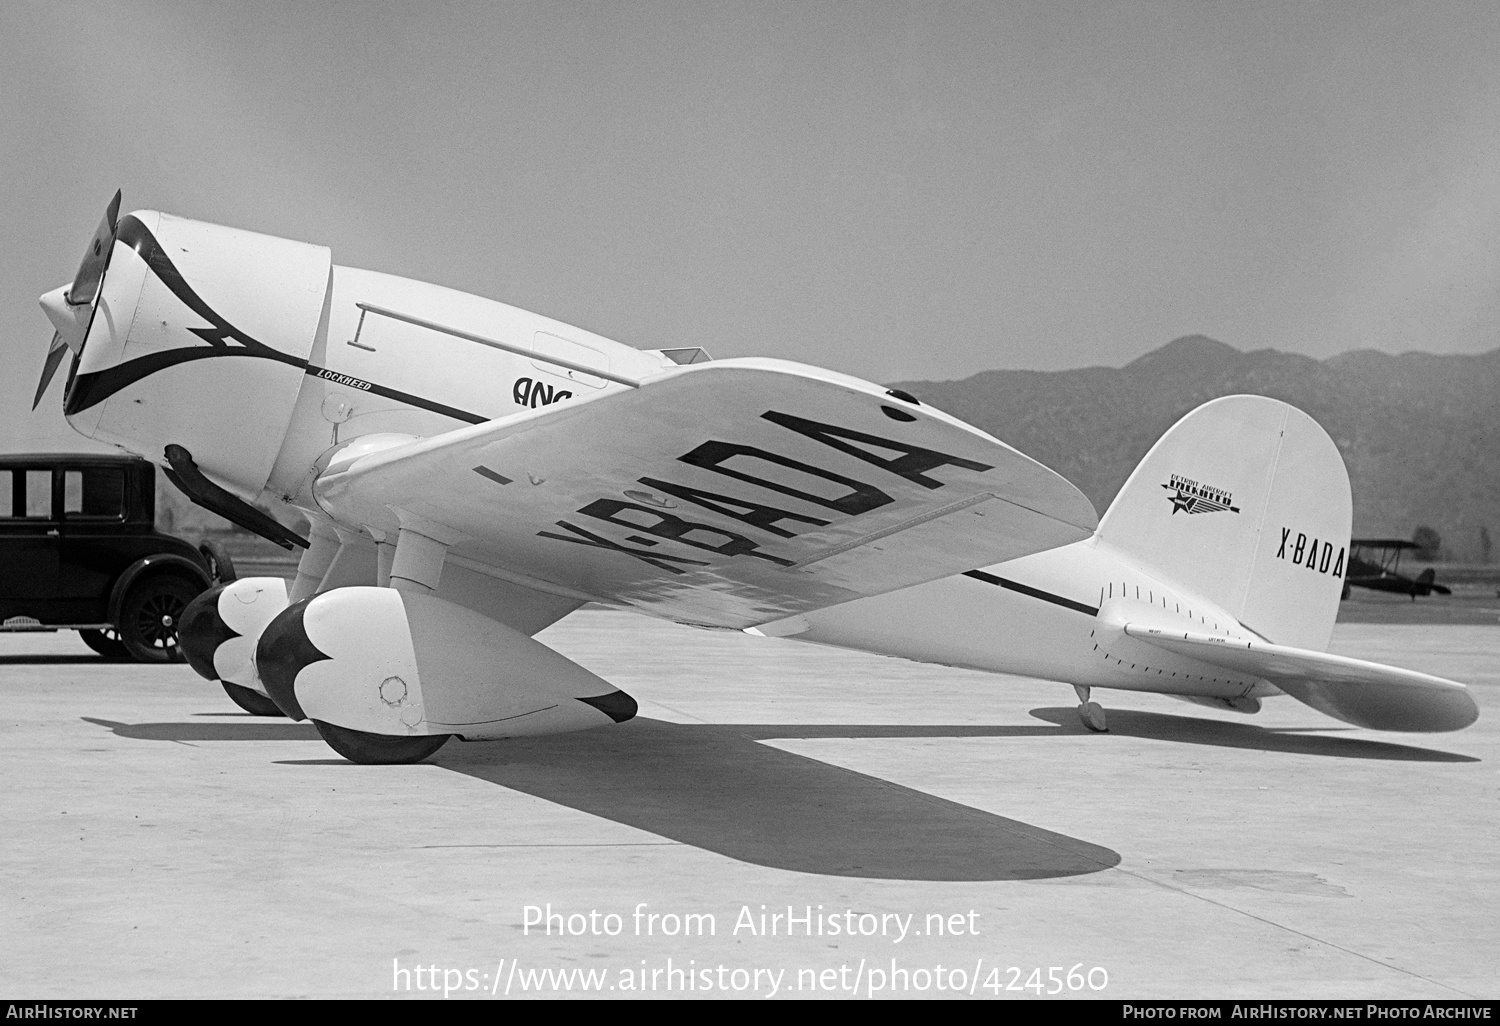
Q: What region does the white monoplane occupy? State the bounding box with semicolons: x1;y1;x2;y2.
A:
34;194;1478;763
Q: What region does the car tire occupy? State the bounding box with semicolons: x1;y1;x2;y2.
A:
221;681;286;717
78;628;130;661
118;575;198;663
199;540;237;585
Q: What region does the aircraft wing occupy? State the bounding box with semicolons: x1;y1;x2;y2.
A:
1123;624;1478;732
314;357;1098;628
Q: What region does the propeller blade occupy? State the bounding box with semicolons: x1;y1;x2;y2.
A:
32;331;70;410
66;189;122;307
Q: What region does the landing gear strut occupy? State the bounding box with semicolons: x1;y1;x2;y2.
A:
1075;685;1108;732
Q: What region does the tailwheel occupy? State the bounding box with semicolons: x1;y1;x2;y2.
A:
1074;685;1108;733
221;682;285;717
313;720;450;765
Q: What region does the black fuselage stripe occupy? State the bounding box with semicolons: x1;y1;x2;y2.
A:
962;569;1099;616
303;366;488;424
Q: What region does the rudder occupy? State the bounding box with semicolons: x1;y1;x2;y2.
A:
1095;395;1351;651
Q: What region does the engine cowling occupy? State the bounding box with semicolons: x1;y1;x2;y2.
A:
256;588;637;739
63;210;331;505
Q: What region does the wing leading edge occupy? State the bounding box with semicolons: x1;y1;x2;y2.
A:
314;357;1098;627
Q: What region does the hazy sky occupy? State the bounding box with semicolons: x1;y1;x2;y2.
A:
5;1;1500;451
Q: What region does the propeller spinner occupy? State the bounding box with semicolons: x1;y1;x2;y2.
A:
34;189;122;409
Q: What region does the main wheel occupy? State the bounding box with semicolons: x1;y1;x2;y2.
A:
313;720;450;765
221;682;286;717
118;576;198;663
78;628;130;661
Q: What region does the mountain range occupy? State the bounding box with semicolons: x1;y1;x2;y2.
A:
893;336;1500;562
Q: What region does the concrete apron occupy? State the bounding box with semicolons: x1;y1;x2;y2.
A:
1;613;1495;999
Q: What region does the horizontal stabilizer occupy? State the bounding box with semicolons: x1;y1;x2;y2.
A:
1124;624;1478;732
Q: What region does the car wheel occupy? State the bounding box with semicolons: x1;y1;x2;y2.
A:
199;539;237;585
119;576;198;663
221;681;286;717
78;628;130;661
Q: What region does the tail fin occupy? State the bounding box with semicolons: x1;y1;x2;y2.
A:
1413;567;1436;596
1096;395;1351;651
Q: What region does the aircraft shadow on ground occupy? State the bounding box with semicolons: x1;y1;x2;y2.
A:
432;718;1120;882
81;713;1119;882
81;716;321;742
82;706;1478;880
0;654;109;665
1025;707;1479;762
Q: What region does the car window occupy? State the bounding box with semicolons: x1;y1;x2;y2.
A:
0;470;12;517
24;470;52;519
64;468;126;519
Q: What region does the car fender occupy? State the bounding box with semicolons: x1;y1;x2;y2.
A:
108;554;212;625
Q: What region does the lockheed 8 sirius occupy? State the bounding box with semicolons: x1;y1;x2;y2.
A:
34;193;1478;762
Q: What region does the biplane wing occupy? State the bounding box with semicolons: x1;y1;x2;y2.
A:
1347;539;1452;597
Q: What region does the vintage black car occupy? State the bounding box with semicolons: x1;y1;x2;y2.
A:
0;453;232;661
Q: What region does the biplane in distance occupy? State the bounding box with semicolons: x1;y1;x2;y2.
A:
1344;539;1452;601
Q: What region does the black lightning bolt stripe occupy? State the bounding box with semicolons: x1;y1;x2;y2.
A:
62;215;493;426
66;346;295;414
114;215;301;359
962;569;1099;616
64;214;306;414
